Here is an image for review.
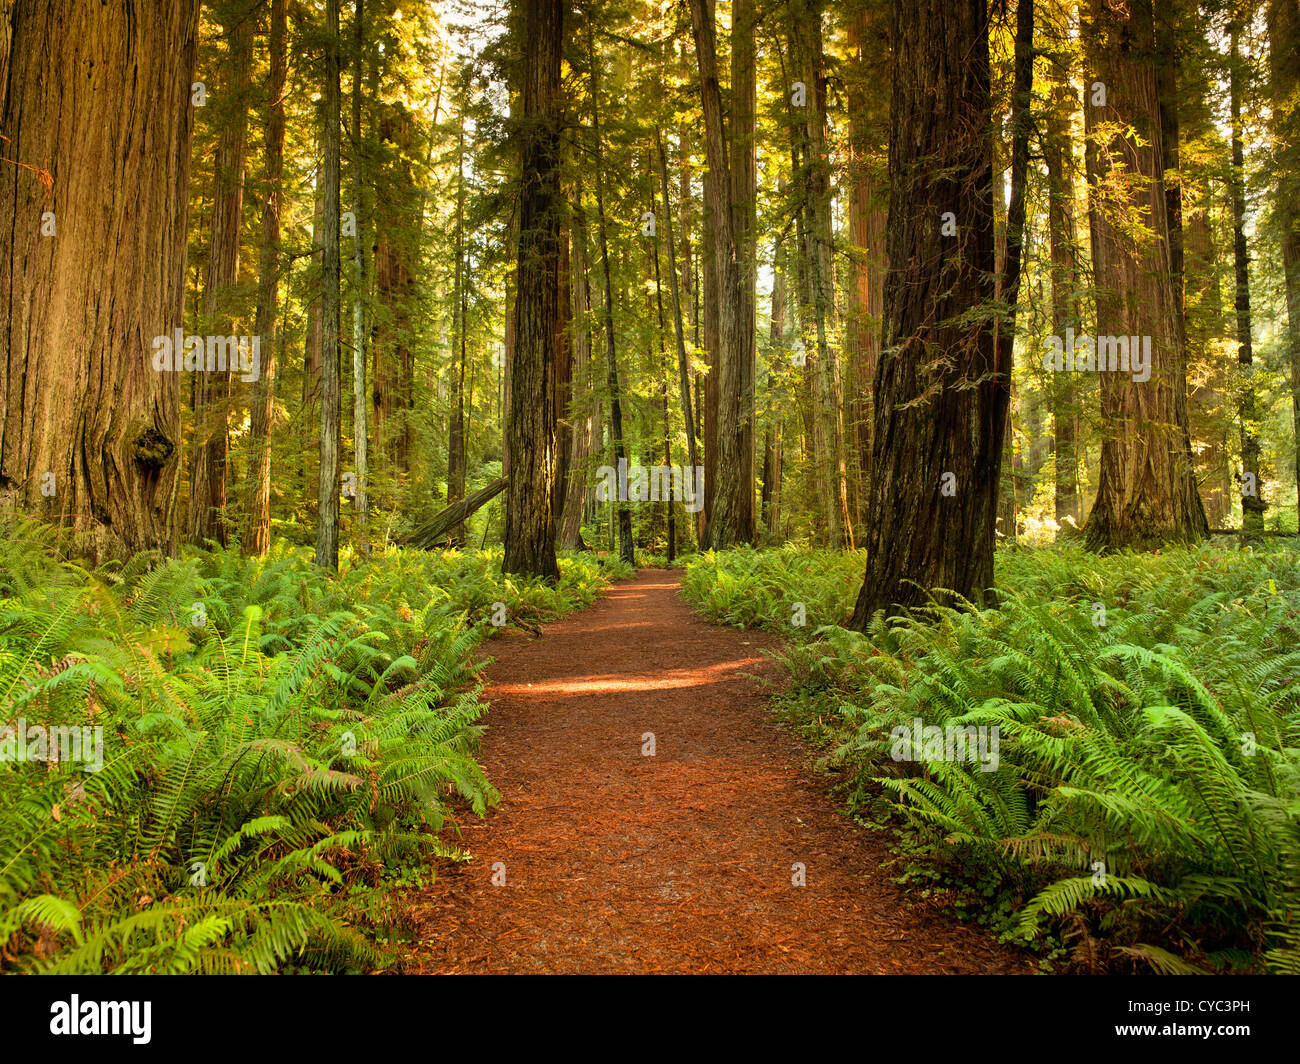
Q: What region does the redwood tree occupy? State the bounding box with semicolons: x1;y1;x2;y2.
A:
849;0;1005;626
0;0;200;560
1082;0;1208;550
502;0;563;581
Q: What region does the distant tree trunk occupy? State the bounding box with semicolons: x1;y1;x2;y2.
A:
995;0;1034;543
587;33;634;566
1082;0;1208;550
244;0;288;557
304;178;324;411
552;193;573;533
502;0;563;581
849;0;1004;626
1044;69;1081;529
558;184;597;550
0;0;198;560
657;131;698;481
731;0;758;542
447;103;468;546
1269;0;1300;530
189;7;253;547
350;0;369;529
371;106;416;476
651;163;677;560
316;0;343;570
1230;26;1263;534
795;0;852;549
688;0;745;549
762;239;788;540
845;0;888;533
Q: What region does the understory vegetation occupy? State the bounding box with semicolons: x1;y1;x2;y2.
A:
682;543;1300;974
0;520;625;974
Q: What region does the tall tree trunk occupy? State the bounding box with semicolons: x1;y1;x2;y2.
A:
657;130;698;481
849;0;1004;625
0;0;199;560
371;106;416;476
731;0;757;543
1044;68;1082;529
447;101;468;546
558;184;597;550
316;0;343;570
845;0;889;533
188;7;253;547
651;158;676;561
762;238;788;540
994;0;1034;543
588;35;633;567
1082;0;1208;550
1231;26;1263;534
503;0;563;581
688;0;745;549
1269;0;1300;530
350;0;368;529
793;0;851;549
244;0;288;557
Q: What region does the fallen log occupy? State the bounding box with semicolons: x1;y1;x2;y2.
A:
404;476;507;550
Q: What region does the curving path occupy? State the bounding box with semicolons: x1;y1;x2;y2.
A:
400;569;1031;974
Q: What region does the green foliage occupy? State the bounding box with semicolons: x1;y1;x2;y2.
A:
681;546;864;632
682;543;1300;973
0;520;615;973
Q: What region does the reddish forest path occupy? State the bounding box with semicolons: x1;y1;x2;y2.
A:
400;569;1030;974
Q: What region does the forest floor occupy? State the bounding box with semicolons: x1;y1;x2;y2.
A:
398;569;1032;974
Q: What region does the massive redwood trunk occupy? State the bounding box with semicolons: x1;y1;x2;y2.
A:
849;0;1004;626
0;0;200;560
1082;0;1207;550
502;0;563;581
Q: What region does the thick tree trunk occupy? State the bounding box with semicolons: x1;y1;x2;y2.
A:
316;0;343;570
188;7;253;547
502;0;563;581
0;0;199;560
244;0;288;557
1082;0;1208;550
849;0;1004;626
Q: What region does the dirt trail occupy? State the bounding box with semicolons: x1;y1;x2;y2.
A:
402;569;1030;974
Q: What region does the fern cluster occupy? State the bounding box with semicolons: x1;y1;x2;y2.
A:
0;519;615;973
683;543;1300;973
